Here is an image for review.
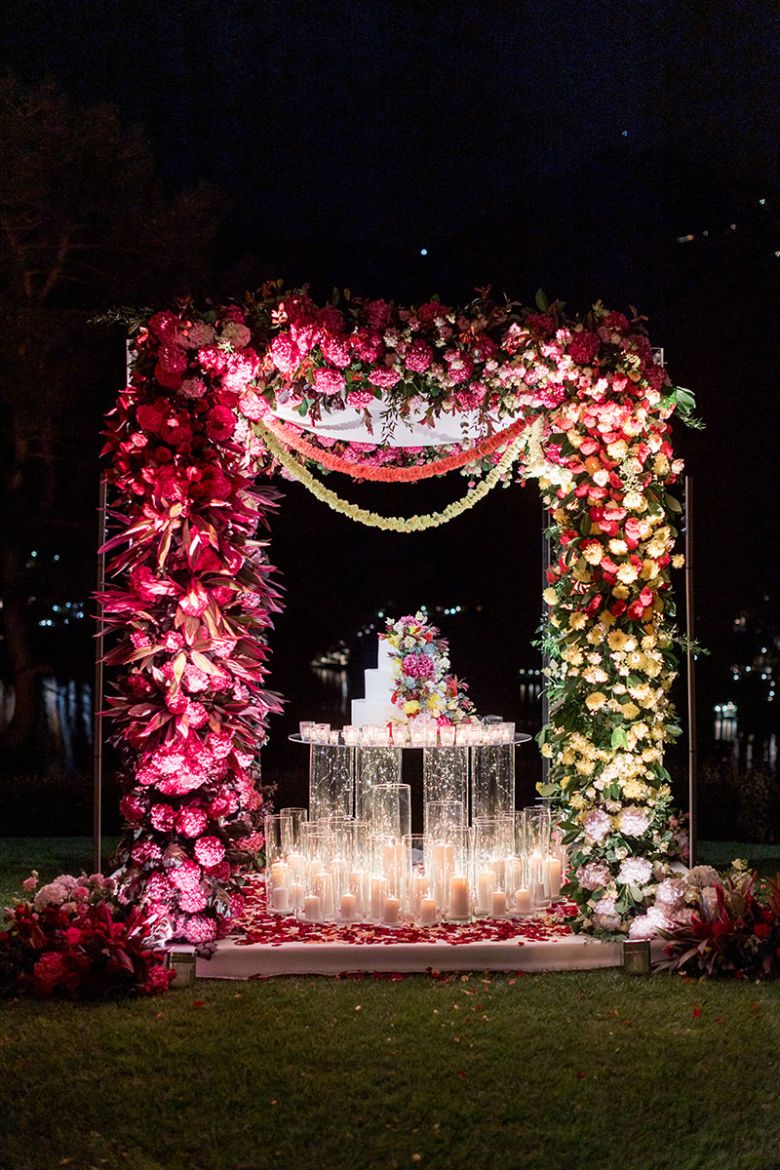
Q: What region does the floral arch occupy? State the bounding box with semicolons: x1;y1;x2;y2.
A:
101;285;694;945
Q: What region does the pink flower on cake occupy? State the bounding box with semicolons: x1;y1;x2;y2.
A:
346;388;376;409
402;652;435;680
269;334;300;374
404;340;433;373
368;367;402;389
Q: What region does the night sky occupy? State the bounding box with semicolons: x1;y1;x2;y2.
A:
2;0;779;774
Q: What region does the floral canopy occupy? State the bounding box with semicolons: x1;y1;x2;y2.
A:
101;284;695;944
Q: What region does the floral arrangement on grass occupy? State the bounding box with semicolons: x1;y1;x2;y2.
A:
656;861;780;980
384;612;475;724
103;284;694;938
0;872;174;999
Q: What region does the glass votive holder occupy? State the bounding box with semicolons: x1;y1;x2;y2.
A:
280;807;308;852
393;723;410;747
501;721;516;744
299;721;315;741
439;724;456;747
342;725;359;746
410;722;427;747
312;722;331;743
328;729;342;745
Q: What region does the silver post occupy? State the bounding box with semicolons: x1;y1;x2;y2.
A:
684;475;697;865
92;474;108;873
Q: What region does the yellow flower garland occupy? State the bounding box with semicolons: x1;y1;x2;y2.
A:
255;420;524;532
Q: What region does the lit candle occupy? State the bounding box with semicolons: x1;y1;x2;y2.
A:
270;885;290;913
303;894;321;921
545;856;563;899
289;882;305;911
514;888;532;915
448;875;471;920
370;876;388;920
491;889;508;918
383;896;401;925
418;897;438;926
270;861;291;886
314;872;334;918
348;870;366;914
339;892;357;920
477;869;497;915
411;873;428;915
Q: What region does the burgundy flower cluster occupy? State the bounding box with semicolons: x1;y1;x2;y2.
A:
0;873;173;999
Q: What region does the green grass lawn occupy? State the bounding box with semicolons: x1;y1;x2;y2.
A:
2;839;780;1170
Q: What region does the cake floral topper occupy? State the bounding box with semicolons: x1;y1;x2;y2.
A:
384;612;476;724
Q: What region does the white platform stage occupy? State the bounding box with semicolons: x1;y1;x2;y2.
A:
195;932;629;980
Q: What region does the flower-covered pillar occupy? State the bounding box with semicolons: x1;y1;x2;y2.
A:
100;307;283;944
522;306;692;936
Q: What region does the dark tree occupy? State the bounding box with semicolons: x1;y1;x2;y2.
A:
0;75;226;766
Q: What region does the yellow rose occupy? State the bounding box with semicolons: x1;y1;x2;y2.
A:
608;539;628;555
543;587;558;605
403;700;420;716
540;743;553;759
617;563;639;584
585;692;607;712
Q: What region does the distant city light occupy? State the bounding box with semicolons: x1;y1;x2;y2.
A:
730;223;737;231
759;197;767;205
621;129;629;137
419;247;428;256
677;234;694;243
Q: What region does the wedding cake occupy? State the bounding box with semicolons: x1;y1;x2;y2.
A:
350;636;399;727
350;613;475;728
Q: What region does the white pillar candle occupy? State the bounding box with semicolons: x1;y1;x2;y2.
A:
418;897;438;926
270;861;291;886
532;881;546;908
289;882;305;911
339;892;357;920
303;894;321;921
545;856;563;899
410;873;428;915
477;869;498;914
270;885;290;913
314;872;334;918
382;896;401;925
514;888;532;915
491;889;508;918
448;875;471;920
370;876;388;920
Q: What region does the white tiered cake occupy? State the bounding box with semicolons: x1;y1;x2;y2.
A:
350;636;400;727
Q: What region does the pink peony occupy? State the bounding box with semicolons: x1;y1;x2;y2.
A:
177;887;209;913
402;652;435;680
576;861;612;891
363;299;392;330
197;345;229;374
350;330;383;362
312;367;345;396
618;807;651;837
583;808;612;843
193;836;226;868
617;856;653;886
132;840;163;867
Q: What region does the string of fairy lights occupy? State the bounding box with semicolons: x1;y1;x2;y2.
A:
676;193;780;258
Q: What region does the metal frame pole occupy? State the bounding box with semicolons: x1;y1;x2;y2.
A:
92;474;108;873
540;504;551;785
684;474;697;865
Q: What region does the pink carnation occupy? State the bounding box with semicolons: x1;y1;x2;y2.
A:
176;807;209;838
177;887;209;913
402;652;435;680
404;340;433;373
568;331;601;365
149;310;181;344
363;299;392;330
157;344;188;375
150;803;177;832
193;836;226;867
346;388;375;409
350;330;383;362
270;333;300;374
197;345;228;374
132;840;163;867
317;306;346;333
206;405;236;441
181;913;219;945
169;860;203;892
179;377;208;399
186;322;216;348
321;336;351;369
312;367;345;396
368;367;401;389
